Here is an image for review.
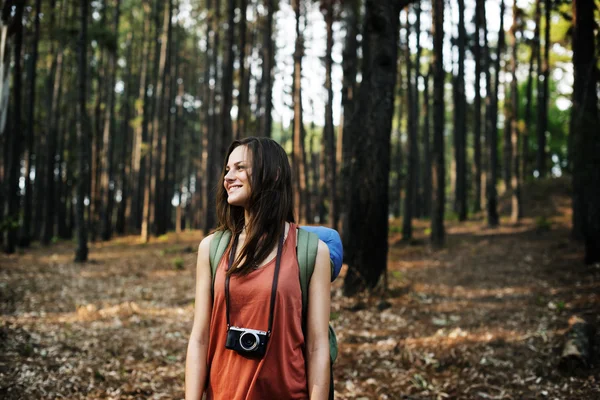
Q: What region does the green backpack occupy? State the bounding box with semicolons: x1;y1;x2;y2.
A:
208;228;338;364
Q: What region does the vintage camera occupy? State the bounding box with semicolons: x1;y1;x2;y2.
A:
225;326;269;358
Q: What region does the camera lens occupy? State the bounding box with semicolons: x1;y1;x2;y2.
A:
239;331;259;351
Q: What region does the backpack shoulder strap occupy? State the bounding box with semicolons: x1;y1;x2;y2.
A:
296;228;319;317
209;230;232;287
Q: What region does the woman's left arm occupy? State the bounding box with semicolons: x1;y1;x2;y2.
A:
306;240;331;400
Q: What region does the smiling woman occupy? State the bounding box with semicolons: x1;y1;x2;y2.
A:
185;137;332;400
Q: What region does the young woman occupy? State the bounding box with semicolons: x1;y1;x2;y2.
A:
185;137;331;400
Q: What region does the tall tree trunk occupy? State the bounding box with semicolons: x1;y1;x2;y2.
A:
571;0;599;263
454;0;467;221
142;1;164;242
431;0;445;247
402;9;415;240
323;0;337;229
42;51;64;245
221;0;234;155
202;0;220;233
262;0;274;137
157;0;174;235
393;47;405;219
20;0;42;247
486;0;504;227
4;2;24;254
99;0;121;241
523;0;540;182
343;0;405;295
473;0;483;213
117;31;134;235
131;2;151;232
339;0;359;237
413;1;422;219
422;67;431;218
236;0;249;139
509;0;522;222
75;0;89;262
536;0;551;178
292;0;307;223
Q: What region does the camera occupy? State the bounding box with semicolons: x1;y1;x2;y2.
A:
225;326;269;358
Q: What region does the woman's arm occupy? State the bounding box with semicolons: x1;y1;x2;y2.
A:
185;234;214;400
306;240;332;400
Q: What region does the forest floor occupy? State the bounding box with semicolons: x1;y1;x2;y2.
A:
1;177;599;400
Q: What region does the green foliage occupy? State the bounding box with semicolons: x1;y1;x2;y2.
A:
173;257;185;270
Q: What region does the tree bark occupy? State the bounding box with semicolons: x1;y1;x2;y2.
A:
236;0;249;139
536;0;551;178
523;0;540;183
99;0;121;241
339;0;360;237
262;0;274;138
4;1;24;254
454;0;467;222
509;0;522;222
292;0;307;223
571;0;599;264
323;0;337;229
402;9;415;240
20;0;42;247
75;0;89;262
343;0;406;295
422;67;431;219
485;0;504;227
431;0;445;247
473;0;483;213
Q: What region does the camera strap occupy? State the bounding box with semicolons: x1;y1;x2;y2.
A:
225;230;285;337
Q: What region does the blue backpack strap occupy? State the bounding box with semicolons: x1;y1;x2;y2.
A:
209;230;232;287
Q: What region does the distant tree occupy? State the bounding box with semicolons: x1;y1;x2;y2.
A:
99;0;122;241
20;0;43;247
509;0;522;222
485;0;504;227
571;0;599;263
262;0;275;138
431;0;445;247
536;0;551;178
3;0;25;254
422;67;432;218
292;0;308;223
236;0;249;139
75;0;90;262
403;8;416;240
473;0;483;213
322;0;337;229
454;0;467;221
522;0;541;182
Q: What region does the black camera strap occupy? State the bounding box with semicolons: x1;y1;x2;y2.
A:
225;229;285;337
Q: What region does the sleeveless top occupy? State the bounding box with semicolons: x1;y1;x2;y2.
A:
206;224;308;400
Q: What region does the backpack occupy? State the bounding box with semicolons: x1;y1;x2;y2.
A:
208;227;339;365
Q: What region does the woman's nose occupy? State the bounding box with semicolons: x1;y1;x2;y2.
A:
224;169;234;181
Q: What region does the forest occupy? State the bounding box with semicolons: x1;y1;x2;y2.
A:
1;0;599;398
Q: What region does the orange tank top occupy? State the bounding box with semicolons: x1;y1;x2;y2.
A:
206;224;308;400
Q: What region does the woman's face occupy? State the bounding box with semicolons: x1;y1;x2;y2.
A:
224;145;253;208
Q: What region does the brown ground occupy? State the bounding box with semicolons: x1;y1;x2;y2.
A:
1;178;599;399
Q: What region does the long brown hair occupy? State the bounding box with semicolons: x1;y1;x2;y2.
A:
216;137;295;276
